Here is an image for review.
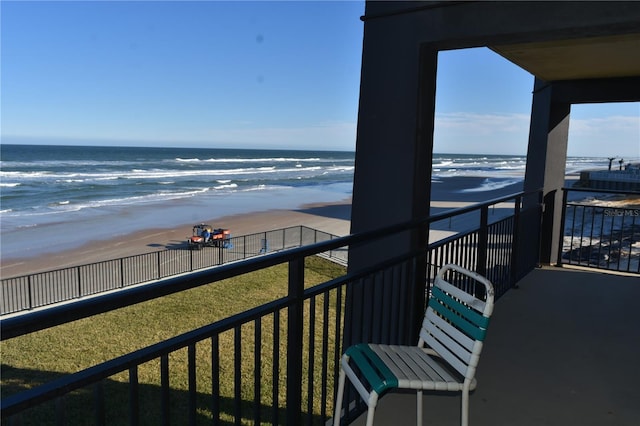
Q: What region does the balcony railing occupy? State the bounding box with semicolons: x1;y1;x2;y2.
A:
1;190;540;425
557;187;640;274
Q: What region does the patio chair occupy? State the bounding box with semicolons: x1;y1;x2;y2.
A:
333;264;495;426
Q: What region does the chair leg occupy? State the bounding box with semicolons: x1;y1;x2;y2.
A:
365;394;378;426
333;368;347;426
416;390;423;426
461;389;469;426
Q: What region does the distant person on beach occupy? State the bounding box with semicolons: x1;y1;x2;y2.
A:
202;228;210;242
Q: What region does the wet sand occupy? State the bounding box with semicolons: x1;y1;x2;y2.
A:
0;200;353;278
0;197;477;279
0;176;532;278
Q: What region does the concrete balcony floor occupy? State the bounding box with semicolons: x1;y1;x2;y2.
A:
350;266;640;426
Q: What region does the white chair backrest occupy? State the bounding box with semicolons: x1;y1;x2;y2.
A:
418;264;495;380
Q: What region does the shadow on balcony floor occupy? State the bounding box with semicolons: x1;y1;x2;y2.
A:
350;266;640;426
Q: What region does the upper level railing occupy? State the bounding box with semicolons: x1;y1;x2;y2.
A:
1;226;344;316
557;187;640;274
1;190;540;425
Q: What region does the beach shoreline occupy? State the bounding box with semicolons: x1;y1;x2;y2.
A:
0;196;474;279
6;174;633;279
0;198;354;279
0;175;516;274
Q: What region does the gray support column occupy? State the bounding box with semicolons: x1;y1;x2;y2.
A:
345;21;437;347
409;45;438;342
349;36;435;266
524;78;571;265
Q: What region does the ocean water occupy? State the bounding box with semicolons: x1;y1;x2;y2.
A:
0;144;354;225
1;144;356;258
0;144;614;258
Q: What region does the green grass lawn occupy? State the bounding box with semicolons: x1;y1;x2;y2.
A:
1;256;347;425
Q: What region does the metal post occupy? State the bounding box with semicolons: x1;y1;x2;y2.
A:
120;258;125;287
77;267;82;299
477;206;489;277
27;275;33;310
285;257;305;425
556;189;569;267
188;344;196;426
129;367;139;426
94;381;105;426
510;196;522;287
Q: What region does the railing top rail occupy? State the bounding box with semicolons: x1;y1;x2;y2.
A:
428;189;540;224
562;187;640;196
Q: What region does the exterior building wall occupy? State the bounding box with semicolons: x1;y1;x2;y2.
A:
346;0;640;348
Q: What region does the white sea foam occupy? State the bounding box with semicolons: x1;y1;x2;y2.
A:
325;166;354;172
0;166;301;181
1;171;53;179
16;223;38;229
62;188;214;210
458;178;523;193
213;183;238;190
176;156;349;163
0;159;140;168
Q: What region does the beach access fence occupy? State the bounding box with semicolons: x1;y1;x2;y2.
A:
0;225;345;316
558;187;640;274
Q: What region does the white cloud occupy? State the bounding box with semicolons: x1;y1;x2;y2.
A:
436;112;530;134
568;115;639;158
432;111;639;158
569;115;639;135
434;112;531;155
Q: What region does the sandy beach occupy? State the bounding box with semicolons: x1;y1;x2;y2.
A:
10;174;614;280
0;199;354;279
0;197;480;279
3;174;637;281
0;174;544;279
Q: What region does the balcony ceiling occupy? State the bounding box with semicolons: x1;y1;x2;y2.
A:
490;33;640;81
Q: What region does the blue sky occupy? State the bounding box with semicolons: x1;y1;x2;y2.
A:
2;1;638;158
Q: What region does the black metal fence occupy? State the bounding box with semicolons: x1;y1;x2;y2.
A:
425;191;535;299
1;190;539;425
1;226;344;316
557;188;640;274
